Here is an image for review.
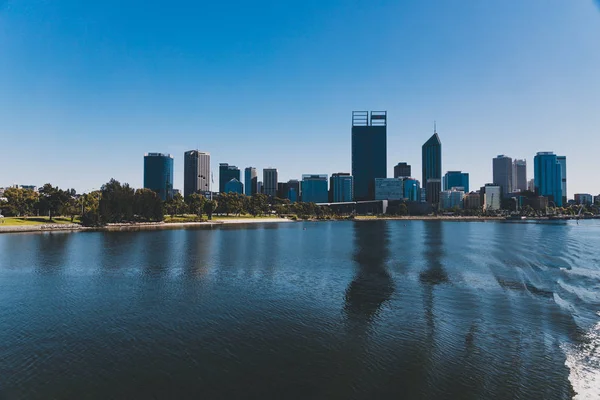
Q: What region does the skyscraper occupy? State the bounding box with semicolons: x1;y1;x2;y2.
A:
534;152;563;207
422;128;442;205
184;150;210;198
144;153;174;201
351;111;387;201
557;156;567;203
263;168;278;198
219;163;240;193
393;162;411;178
443;171;469;193
330;173;353;203
244;167;258;196
301;174;328;203
512;159;527;192
492;155;513;196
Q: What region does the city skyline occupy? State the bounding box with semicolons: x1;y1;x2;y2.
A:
1;1;599;195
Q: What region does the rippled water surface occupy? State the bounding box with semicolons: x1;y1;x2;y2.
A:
1;220;600;399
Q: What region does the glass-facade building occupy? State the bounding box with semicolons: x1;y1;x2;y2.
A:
534;152;563;207
440;189;465;209
244;167;258;196
184;150;210;198
422;132;442;205
301;175;328;203
557;156;567;203
374;178;404;200
443;171;469;193
330;173;353;203
512;159;527;192
224;178;243;194
493;155;513;196
403;178;420;202
286;180;300;203
263;168;278;198
351;111;387;201
219;164;240;193
144;153;174;201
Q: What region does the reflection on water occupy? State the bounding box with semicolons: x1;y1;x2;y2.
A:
345;220;394;327
0;221;599;399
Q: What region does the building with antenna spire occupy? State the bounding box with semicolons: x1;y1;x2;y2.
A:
422;124;442;205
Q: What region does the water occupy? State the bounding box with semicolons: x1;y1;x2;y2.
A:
1;220;599;399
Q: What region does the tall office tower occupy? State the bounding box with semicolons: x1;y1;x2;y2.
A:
493;155;513;196
534;152;564;207
277;182;286;199
301;174;328;203
393;162;411;178
330;173;353;203
257;181;263;194
183;150;210;198
557;156;567;203
351;111;387;201
528;179;535;192
443;171;469;193
263;168;278;197
512;159;527;192
144;153;174;201
244;167;258;196
219;163;240;193
422;127;442;205
286;179;300;203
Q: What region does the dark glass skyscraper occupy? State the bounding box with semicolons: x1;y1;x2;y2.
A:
351;111;387;201
144;153;174;201
422;131;442;205
184;150;210;198
493;155;513;196
219;163;240;193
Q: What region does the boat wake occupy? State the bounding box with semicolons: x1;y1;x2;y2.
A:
563;312;600;399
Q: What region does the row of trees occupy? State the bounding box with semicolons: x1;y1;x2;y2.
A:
0;179;335;225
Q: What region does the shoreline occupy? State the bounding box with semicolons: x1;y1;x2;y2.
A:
0;215;588;234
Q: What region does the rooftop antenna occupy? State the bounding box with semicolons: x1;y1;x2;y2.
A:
434;121;437;134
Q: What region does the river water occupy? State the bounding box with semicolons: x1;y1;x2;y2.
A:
1;220;599;399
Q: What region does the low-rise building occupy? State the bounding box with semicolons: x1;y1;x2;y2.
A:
301;174;328;203
481;184;501;211
574;193;593;205
440;189;465;209
374;178;404;200
463;192;481;209
402;178;420;202
224;178;243;194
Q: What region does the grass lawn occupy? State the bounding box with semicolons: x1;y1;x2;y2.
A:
0;216;81;226
212;214;279;220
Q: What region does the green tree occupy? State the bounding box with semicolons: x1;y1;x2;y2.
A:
249;194;269;216
398;203;408;216
204;199;218;220
98;179;135;223
3;187;39;216
39;184;69;221
134;188;164;221
186;193;206;217
61;197;80;222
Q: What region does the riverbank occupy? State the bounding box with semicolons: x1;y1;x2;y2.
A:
0;218;292;234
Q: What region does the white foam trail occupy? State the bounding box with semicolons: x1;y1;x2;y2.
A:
564;313;600;399
558;280;600;304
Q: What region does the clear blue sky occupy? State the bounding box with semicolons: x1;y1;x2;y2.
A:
1;0;599;197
